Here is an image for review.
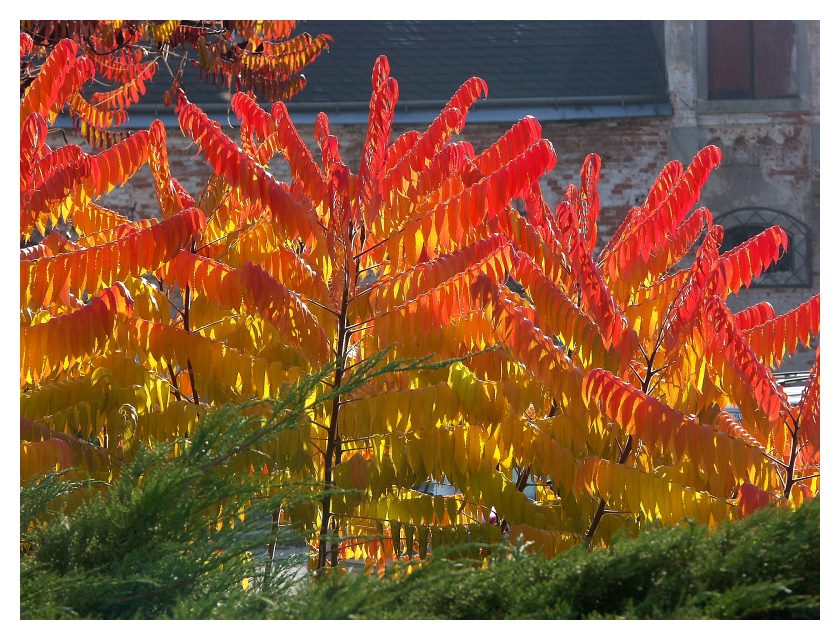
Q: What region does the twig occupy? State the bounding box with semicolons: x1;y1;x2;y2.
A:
166;361;184;402
305;297;339;317
190;314;242;334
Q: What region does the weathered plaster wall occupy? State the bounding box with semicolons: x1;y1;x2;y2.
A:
664;20;819;371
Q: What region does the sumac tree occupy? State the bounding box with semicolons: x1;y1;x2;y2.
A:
20;41;819;573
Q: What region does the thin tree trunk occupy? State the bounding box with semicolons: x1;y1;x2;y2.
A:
183;282;200;405
317;272;350;571
584;435;633;546
183;241;200;405
329;438;343;566
584;354;656;546
783;421;801;499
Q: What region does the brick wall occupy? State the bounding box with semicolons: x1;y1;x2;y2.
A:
76;115;674;240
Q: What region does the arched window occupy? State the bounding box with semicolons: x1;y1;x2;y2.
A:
718;207;812;287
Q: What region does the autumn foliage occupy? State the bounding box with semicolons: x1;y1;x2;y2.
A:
20;37;819;572
20;20;331;147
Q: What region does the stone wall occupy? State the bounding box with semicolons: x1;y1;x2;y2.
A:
664;20;820;371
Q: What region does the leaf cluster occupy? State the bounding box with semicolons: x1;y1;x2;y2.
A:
20;20;331;145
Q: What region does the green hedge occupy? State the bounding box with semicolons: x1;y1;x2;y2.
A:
282;499;819;620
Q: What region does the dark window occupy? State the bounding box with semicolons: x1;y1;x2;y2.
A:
720;224;793;274
717;208;811;288
707;21;797;100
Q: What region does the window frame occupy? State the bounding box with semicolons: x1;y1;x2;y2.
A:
696;20;811;114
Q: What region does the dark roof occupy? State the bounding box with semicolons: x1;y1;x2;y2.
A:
68;21;670;127
297;20;668;105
